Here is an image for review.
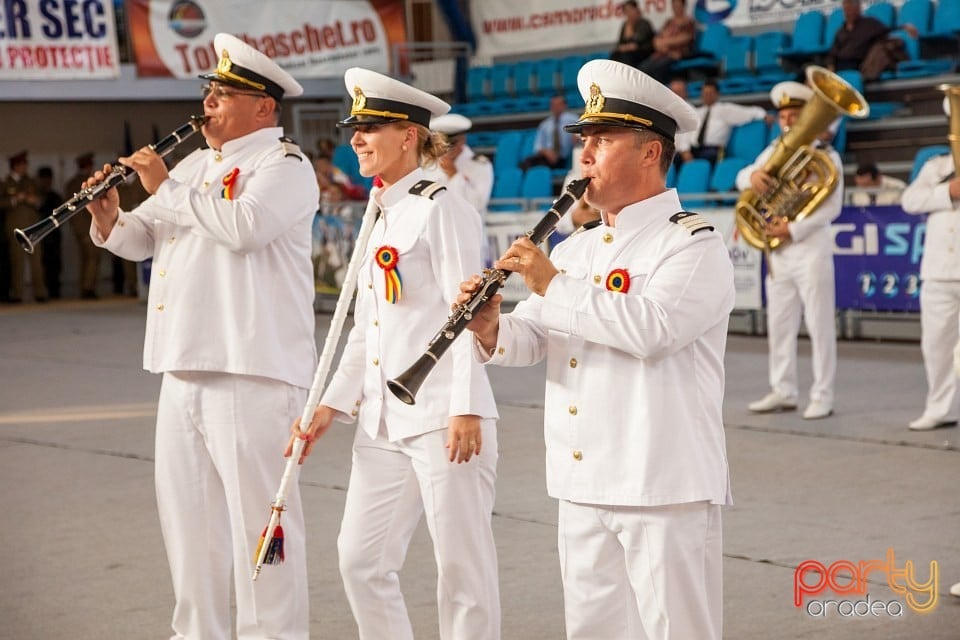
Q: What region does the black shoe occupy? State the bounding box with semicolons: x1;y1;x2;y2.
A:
35;297;48;304
81;290;99;300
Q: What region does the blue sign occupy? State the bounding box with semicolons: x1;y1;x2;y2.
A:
832;205;924;312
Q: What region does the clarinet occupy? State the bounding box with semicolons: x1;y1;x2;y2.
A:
15;115;207;254
387;177;591;405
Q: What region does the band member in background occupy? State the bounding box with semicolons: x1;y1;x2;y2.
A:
83;33;317;639
35;166;63;299
289;68;501;640
66;153;103;299
900;96;960;432
425;113;494;262
461;59;734;640
739;82;842;421
1;150;47;303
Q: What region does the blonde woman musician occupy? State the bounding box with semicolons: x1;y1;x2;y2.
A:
287;68;500;640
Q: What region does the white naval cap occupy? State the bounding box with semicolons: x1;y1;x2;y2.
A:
770;81;813;110
338;67;450;129
564;59;698;140
430;113;473;136
199;33;303;100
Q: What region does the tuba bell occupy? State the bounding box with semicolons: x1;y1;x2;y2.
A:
735;66;870;252
938;83;960;176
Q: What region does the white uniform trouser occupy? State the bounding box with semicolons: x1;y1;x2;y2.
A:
766;250;837;406
156;371;309;640
919;280;960;421
558;500;723;640
338;420;500;640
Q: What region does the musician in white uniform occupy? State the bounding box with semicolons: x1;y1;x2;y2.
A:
424;113;494;217
739;81;843;420
461;59;735;640
85;33;317;639
901;96;960;432
291;68;500;640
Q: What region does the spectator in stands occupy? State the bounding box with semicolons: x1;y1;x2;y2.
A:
518;95;579;172
35;166;63;299
851;162;905;206
1;150;46;303
609;0;655;69
66;152;103;299
675;79;773;166
314;152;367;205
638;0;696;83
826;0;916;81
739;81;842;421
900;97;960;432
425;113;494;218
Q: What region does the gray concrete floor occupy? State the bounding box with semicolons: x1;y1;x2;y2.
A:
1;298;958;639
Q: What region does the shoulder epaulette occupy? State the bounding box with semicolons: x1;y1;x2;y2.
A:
669;211;714;235
474;154;489;164
279;136;303;161
409;179;446;199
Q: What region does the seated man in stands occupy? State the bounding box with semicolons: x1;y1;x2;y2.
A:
827;0;916;81
518;95;579;172
314;152;367;204
675;79;773;166
851;162;906;206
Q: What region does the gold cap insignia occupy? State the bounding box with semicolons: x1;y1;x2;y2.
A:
217;49;232;75
352;86;367;114
585;83;605;115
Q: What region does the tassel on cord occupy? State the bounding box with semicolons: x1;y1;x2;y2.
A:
255;523;285;565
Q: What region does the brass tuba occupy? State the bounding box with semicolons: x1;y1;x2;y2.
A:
735;66;869;252
939;83;960;176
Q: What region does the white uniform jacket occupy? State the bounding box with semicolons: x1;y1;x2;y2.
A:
735;140;843;264
92;127;319;388
676;102;768;153
322;168;498;441
423;145;494;215
483;189;734;507
901;154;960;282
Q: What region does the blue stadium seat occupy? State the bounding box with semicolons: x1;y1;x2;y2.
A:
709;157;750;204
520;166;554;208
534;58;561;94
489;167;524;212
778;11;827;62
897;0;933;36
886;30;956;79
910;145;950;182
490;63;513;99
767;122;781;146
467;66;491;102
676;159;712;209
752;32;793;91
672;22;731;77
726;121;768;163
925;0;960;39
864;1;895;28
666;163;677;189
512;61;536;97
823;7;845;49
332;144;360;184
493;130;527;174
717;36;755;94
560;55;586;93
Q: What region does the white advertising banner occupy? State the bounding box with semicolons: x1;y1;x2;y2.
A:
470;0;676;60
693;0;907;29
129;0;403;79
0;0;120;79
700;207;763;311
